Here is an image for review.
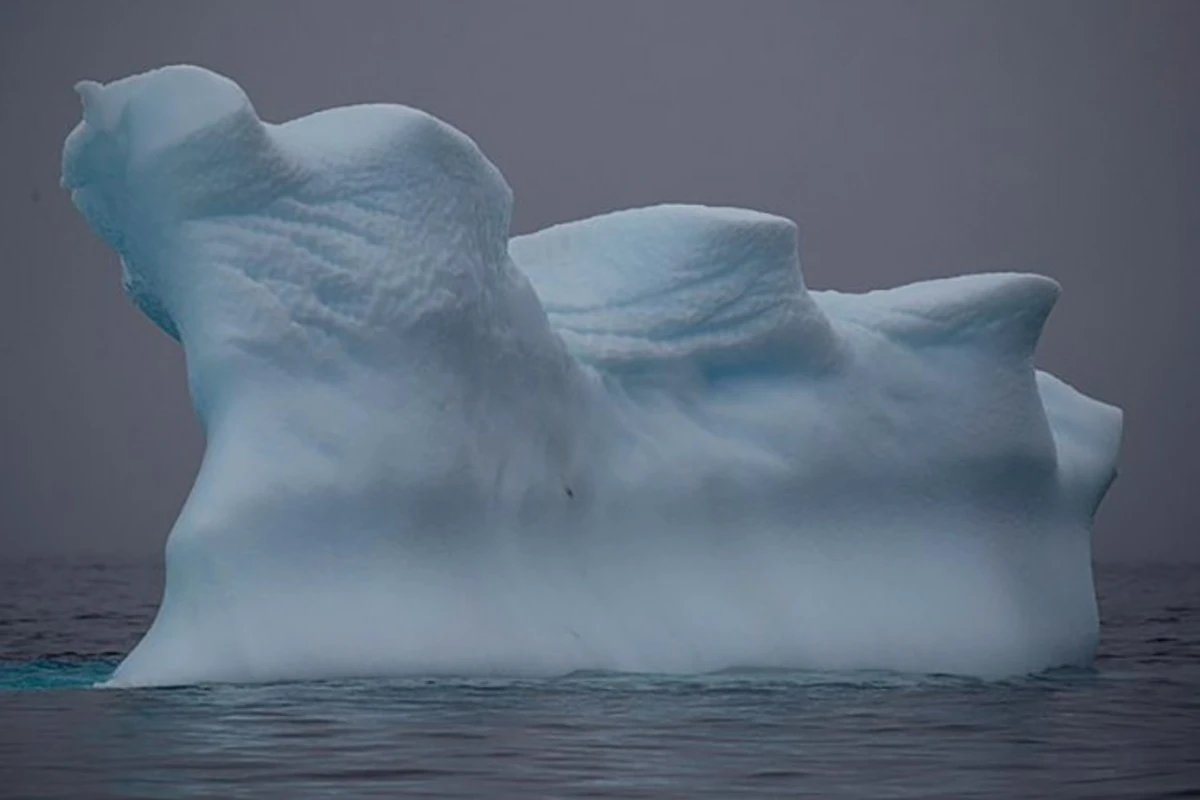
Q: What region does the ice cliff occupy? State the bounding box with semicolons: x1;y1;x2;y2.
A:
61;66;1122;687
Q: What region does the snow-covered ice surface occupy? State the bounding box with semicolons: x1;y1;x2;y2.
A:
62;66;1121;687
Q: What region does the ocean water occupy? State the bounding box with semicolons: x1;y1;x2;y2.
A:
0;559;1196;799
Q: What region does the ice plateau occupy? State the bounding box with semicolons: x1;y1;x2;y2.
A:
61;66;1122;687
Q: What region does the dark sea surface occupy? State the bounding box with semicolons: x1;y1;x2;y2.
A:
0;559;1196;799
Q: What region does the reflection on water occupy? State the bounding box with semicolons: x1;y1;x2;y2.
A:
0;562;1197;799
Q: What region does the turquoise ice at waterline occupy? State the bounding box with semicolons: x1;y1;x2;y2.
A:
61;65;1121;688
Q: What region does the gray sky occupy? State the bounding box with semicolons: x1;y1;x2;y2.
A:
0;0;1196;560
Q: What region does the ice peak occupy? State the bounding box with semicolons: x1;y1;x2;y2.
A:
513;204;838;373
818;272;1060;361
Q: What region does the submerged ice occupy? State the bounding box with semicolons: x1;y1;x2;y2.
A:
62;66;1122;687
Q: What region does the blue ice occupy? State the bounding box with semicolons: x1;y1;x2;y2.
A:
61;66;1121;687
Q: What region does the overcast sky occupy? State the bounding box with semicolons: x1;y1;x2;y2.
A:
0;0;1196;560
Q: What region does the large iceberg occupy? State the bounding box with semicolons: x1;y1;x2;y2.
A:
62;66;1121;687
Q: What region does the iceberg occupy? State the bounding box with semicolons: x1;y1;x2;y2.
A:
62;66;1121;687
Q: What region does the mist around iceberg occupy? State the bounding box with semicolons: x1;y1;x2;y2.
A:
61;66;1122;687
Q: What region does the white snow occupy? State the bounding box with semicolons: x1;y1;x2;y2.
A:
62;66;1122;687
